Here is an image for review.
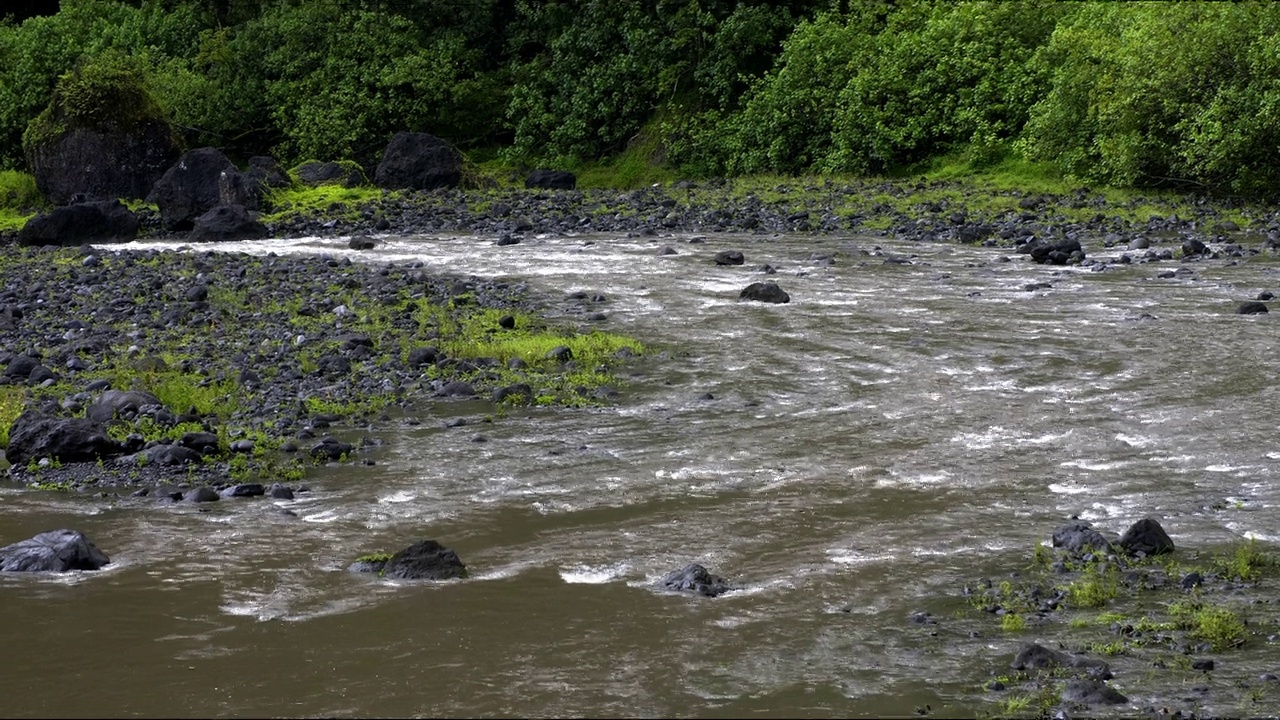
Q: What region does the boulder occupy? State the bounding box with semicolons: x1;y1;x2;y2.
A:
1117;517;1175;557
739;282;791;304
525;169;577;190
4;411;120;466
374;132;462;191
377;540;467;580
1051;520;1115;557
1022;238;1085;265
187;204;269;242
147;147;237;231
217;169;262;211
656;563;735;597
715;250;745;266
17;200;139;246
1061;678;1128;705
246;156;292;189
24;60;180;205
86;389;164;422
294;160;367;188
1237;301;1269;315
1010;642;1113;680
0;529;110;572
309;437;354;461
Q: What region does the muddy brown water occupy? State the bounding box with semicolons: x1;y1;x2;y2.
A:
4;232;1280;718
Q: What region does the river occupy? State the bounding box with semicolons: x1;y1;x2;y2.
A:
3;231;1278;718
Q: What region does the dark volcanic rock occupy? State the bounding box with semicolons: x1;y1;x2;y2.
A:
1052;520;1115;557
1237;301;1269;315
86;389;164;423
1010;642;1113;680
147;147;237;231
1118;517;1175;557
4;411;119;466
1061;678;1128;705
188;204;269;242
295;161;366;188
375;132;462;191
17;200;139;246
657;563;735;597
715;250;745;266
1024;238;1084;265
525;169;576;190
739;282;791;304
27;121;179;207
0;529;110;572
377;540;467;580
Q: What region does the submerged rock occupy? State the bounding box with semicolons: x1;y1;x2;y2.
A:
0;529;110;572
1061;678;1128;705
656;563;735;597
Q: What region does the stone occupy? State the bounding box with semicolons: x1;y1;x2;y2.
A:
4;411;119;467
188;204;268;242
739;282;791;304
525;169;577;190
656;563;735;597
147;147;237;231
0;529;110;572
1237;301;1269;315
374;132;462;191
715;250;745;265
379;540;467;580
1117;517;1175;557
17;200;139;246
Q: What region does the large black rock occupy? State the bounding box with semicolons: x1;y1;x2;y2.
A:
525;169;576;190
187;204;269;242
147;147;237;231
1117;517;1175;557
379;540;467;580
86;389;164;423
17;200;139;246
0;529;110;572
739;282;791;304
27;126;179;207
4;411;121;466
374;132;462;191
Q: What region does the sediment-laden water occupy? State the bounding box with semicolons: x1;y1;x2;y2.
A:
3;231;1279;718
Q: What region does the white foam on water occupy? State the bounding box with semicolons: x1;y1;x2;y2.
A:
1048;482;1091;495
826;548;895;565
378;490;417;503
559;562;630;584
1115;432;1157;448
1060;459;1130;471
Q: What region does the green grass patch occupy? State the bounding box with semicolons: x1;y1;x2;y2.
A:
0;386;26;446
262;184;388;224
1212;538;1272;582
1169;599;1248;651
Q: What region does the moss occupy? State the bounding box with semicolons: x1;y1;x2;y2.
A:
261;183;387;224
355;551;393;564
22;50;177;157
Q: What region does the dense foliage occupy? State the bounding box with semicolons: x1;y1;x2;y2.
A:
2;0;1280;195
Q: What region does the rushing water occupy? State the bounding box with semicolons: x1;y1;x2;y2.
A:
4;231;1280;718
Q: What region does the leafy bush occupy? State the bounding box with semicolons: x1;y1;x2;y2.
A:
1017;2;1280;194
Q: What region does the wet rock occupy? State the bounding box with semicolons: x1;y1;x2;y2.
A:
715;250;745;266
493;383;533;404
1181;571;1204;590
183;487;220;503
268;483;294;500
0;529;110;572
310;437;354;461
1052;520;1116;557
295;161;365;188
220;483;265;498
348;235;377;250
1118;517;1175;557
1061;678;1128;705
1010;642;1113;680
1237;301;1268;315
739;282;791;304
656;563;735;597
378;540;467;580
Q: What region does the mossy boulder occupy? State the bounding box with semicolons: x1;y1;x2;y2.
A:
22;53;181;206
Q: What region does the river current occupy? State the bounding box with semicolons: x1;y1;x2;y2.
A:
3;231;1279;718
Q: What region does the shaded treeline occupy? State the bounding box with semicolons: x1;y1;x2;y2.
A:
3;0;1280;195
